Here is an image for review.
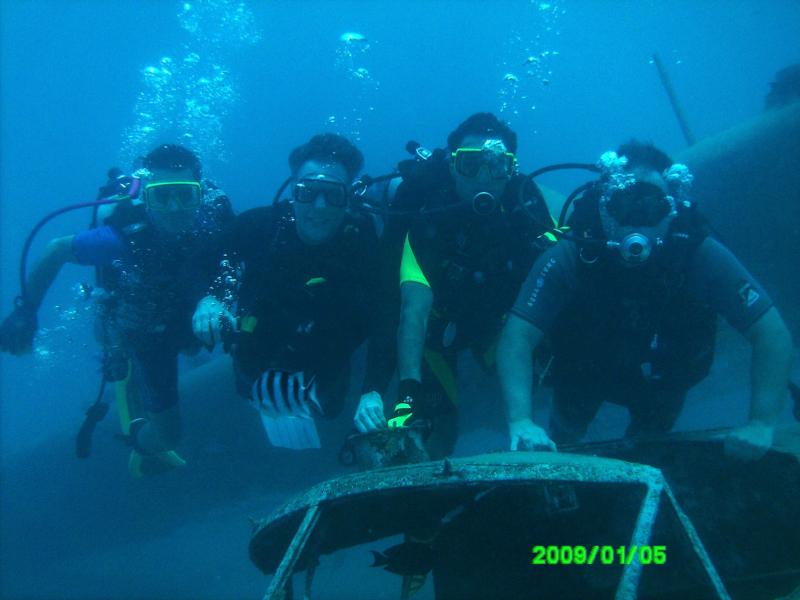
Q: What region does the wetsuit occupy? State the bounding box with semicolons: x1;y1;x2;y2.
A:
72;183;234;413
398;173;554;455
223;201;396;417
511;235;773;442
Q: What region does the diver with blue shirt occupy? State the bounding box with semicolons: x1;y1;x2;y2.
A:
0;144;235;475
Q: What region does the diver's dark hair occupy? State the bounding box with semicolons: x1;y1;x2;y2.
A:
616;140;673;173
143;144;202;180
446;112;518;154
288;133;364;182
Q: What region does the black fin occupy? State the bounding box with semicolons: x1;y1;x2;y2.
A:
75;401;109;459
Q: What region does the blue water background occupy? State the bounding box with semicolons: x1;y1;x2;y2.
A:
1;1;799;598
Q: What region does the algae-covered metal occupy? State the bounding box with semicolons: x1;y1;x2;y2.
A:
250;450;740;599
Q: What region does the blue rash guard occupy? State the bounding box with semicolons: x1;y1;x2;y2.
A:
73;188;234;414
72;225;127;267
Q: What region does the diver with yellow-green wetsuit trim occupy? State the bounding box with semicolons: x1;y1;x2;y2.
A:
352;113;558;458
0;144;235;476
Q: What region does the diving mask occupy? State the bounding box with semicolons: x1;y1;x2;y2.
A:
599;188;675;266
293;176;349;208
606;182;674;227
451;139;517;180
143;181;203;212
596;151;684;266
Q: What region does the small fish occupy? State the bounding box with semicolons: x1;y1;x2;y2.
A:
522;55;540;66
77;282;94;299
440;488;494;525
440;504;464;525
503;73;519;83
340;32;366;43
370;541;435;576
252;370;321;417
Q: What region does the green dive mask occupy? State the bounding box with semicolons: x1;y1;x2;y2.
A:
451;143;517;180
143;181;202;212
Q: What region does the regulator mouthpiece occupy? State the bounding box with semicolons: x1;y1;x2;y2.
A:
610;232;653;264
472;191;497;215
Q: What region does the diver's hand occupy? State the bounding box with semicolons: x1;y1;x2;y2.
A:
0;301;38;355
354;391;387;433
509;418;557;451
724;420;774;461
192;296;235;349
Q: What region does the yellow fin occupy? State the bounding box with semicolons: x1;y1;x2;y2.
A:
129;450;187;478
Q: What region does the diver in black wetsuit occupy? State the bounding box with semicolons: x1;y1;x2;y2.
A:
193;133;396;449
351;113;556;459
498;140;794;461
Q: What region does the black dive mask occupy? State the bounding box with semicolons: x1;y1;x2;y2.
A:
606;182;672;226
293;177;350;208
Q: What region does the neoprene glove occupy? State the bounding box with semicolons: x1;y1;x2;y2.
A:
0;300;38;355
388;379;423;428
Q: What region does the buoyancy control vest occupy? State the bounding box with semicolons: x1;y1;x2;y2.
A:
549;187;717;388
97;190;228;345
398;156;556;344
233;202;382;387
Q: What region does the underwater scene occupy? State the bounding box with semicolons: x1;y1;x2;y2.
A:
1;1;799;599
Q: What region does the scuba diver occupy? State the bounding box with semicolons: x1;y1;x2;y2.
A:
498;140;794;461
192;133;396;449
0;144;235;475
351;112;557;459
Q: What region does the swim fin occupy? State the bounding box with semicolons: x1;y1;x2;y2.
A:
75;397;109;458
116;362;187;476
259;413;321;450
129;449;187;478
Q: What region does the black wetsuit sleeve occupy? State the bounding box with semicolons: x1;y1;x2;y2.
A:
510;241;579;333
685;237;773;333
361;227;403;396
362;308;398;396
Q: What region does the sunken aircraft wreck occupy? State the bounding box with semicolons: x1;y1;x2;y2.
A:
248;426;800;600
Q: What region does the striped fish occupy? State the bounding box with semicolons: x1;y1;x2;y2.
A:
251;370;322;418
